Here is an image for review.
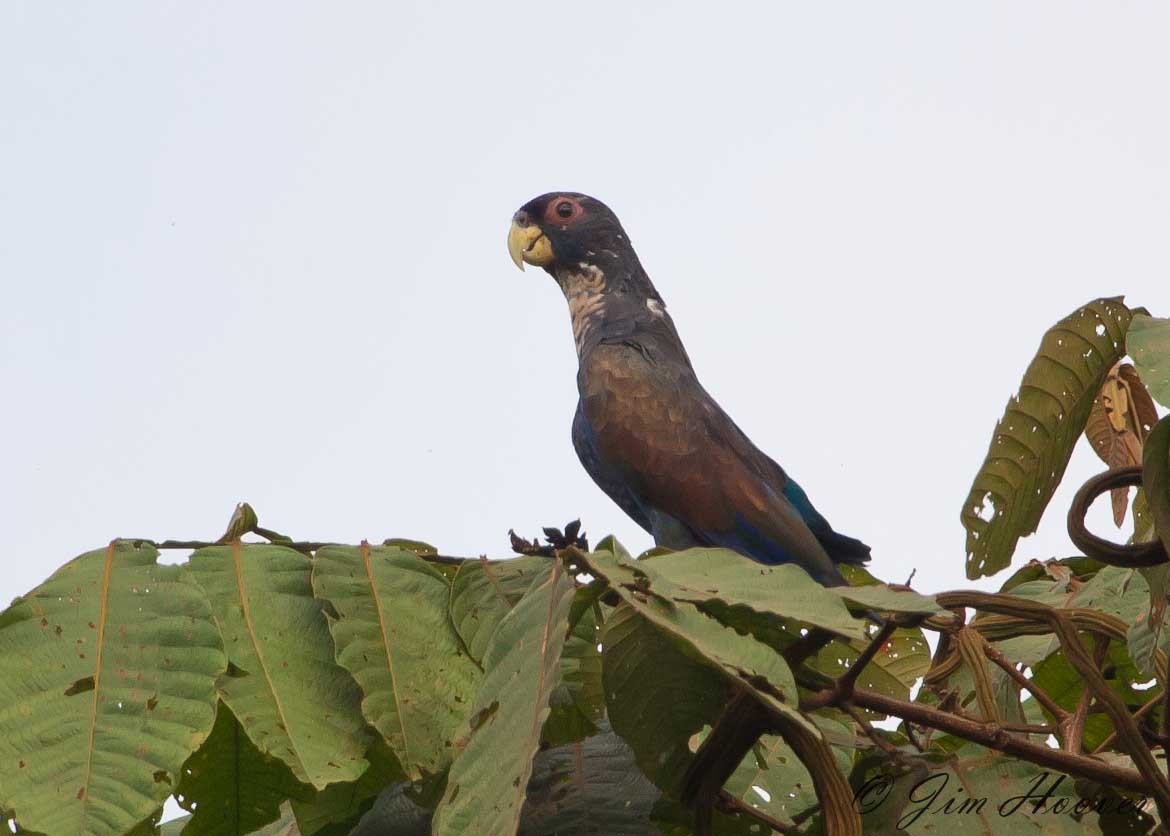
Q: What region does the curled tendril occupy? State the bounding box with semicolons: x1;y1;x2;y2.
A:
1067;466;1168;567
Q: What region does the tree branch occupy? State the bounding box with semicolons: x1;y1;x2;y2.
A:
804;684;1154;795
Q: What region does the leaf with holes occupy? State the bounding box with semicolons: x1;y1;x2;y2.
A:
0;542;224;836
722;716;855;829
1084;362;1158;525
175;702;312;836
431;560;576;836
311;544;481;780
601;603;731;797
962;297;1136;579
1129;314;1170;409
448;555;551;665
185;544;369;789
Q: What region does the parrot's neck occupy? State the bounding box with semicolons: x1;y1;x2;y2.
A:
555;263;609;357
554;261;691;368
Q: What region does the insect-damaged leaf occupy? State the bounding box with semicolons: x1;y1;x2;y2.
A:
962;297;1136;579
175;702;312;836
448;555;551;666
0;542;224;836
312;544;481;780
186;544;369;789
1084;362;1159;525
431;560;576;836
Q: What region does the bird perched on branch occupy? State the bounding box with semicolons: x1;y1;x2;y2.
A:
507;192;869;586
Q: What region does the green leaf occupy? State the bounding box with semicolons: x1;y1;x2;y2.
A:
161;816;192;836
808;628;931;705
828;584;942;615
1031;642;1149;751
431;560;576;836
1128;314;1170;408
561;586;605;724
448;555;551;665
340;783;433;836
0;542;225;836
311;544;481;780
165;809;302;836
601;603;732;795
614;547;866;640
579;550;809;729
721;721;845;828
175;702;311;836
291;739;405;836
185;544;369;789
962;297;1135;579
543;586;606;746
1143;416;1170;570
520;724;660;835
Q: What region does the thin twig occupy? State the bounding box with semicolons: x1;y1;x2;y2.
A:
836;620;898;701
1064;634;1109;753
983;642;1069;721
844;703;901;757
1092;690;1164;754
716;791;799;834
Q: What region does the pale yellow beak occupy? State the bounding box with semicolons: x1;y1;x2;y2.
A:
507;219;554;271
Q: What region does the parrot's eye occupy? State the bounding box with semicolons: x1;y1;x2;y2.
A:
545;198;582;225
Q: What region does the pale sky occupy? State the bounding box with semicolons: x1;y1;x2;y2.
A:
3;2;1168;615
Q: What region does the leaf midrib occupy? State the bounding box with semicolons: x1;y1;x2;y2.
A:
77;542;115;834
361;542;413;770
231;542;310;782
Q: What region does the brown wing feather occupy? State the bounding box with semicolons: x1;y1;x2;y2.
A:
580;344;837;579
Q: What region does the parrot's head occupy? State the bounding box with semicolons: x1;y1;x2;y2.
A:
507;192;634;276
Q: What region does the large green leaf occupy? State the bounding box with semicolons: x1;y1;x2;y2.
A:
311;544;481;780
520;724;660;835
579;549;808;729
448;556;551;665
0;542;225;836
806;628;931;708
186;544;369;789
561;591;605;719
431;560;576;836
1128;314;1170;408
175;702;311;836
597;543;866;640
290;739;405;836
601;603;731;796
723;733;816;827
962;297;1135;579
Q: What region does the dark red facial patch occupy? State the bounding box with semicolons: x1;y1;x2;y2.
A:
543;196;584;227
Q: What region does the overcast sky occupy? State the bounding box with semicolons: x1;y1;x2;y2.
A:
3;2;1168;615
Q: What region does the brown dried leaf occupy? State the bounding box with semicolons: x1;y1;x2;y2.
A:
1118;363;1161;438
1084;362;1151;526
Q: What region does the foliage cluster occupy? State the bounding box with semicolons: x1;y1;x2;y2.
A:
1;299;1169;835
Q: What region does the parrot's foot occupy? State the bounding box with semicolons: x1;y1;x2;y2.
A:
508;519;588;556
